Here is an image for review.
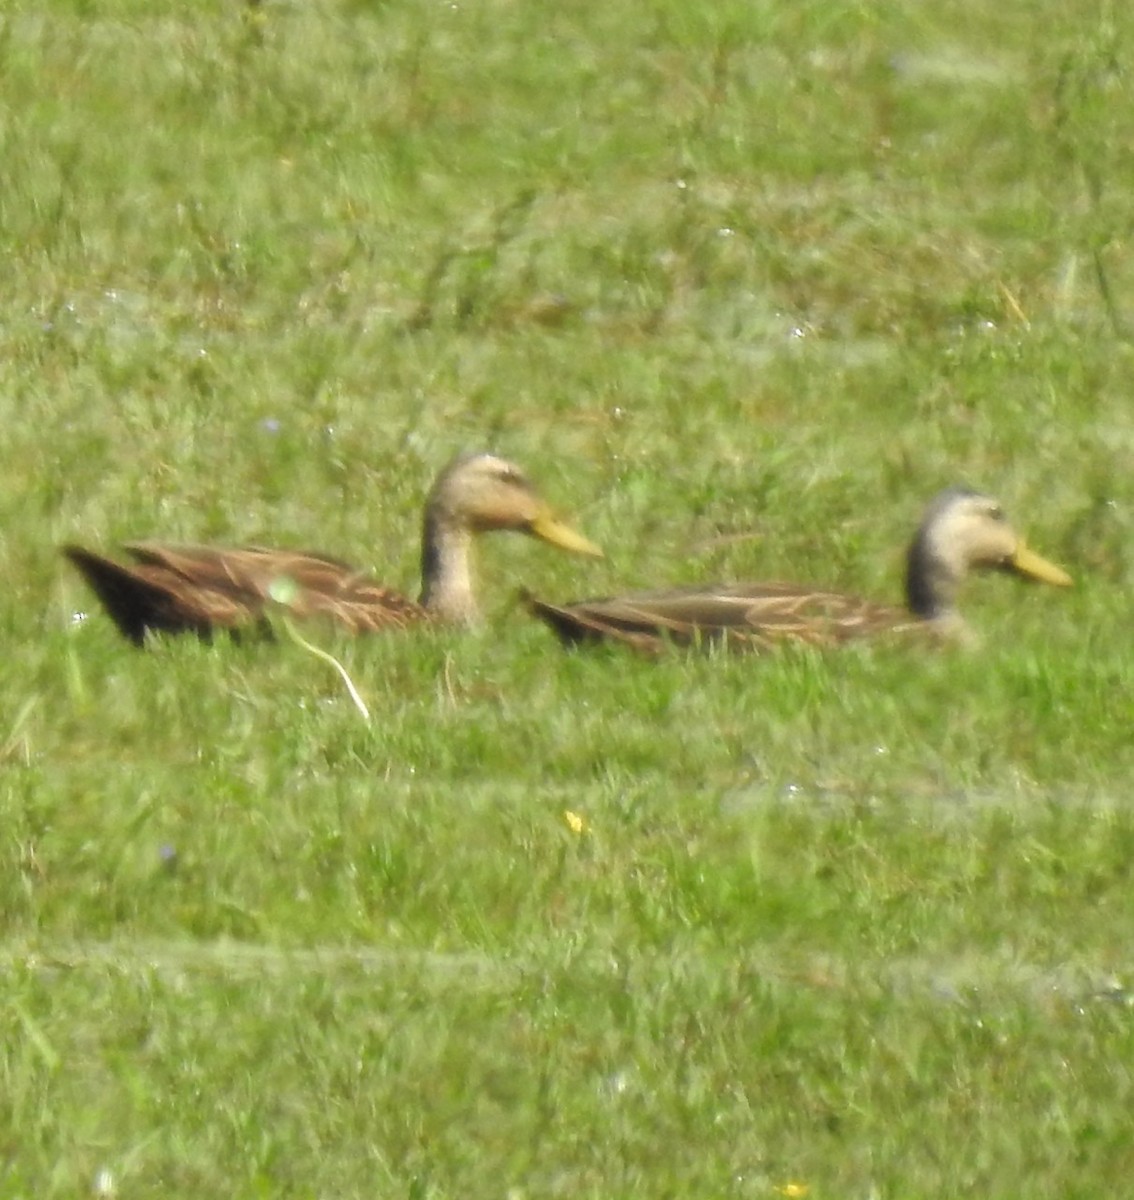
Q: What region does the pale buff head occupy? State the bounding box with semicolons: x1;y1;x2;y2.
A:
420;453;601;623
905;487;1071;621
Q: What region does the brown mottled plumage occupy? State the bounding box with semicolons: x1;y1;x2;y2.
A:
65;453;601;646
526;488;1072;653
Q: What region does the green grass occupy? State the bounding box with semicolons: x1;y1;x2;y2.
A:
3;0;1134;1195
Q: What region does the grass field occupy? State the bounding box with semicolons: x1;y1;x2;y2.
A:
3;1;1134;1195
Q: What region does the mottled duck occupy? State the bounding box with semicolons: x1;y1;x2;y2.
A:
525;487;1071;652
65;452;602;645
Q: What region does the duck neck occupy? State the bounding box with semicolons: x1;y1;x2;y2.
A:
905;535;958;622
419;514;478;625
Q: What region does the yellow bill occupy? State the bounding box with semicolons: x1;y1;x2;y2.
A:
528;508;604;558
1010;541;1073;587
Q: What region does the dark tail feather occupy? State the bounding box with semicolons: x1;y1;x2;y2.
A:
520;589;630;648
63;545;181;646
521;589;675;654
523;596;592;646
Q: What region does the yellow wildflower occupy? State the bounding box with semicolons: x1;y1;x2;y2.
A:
563;810;587;835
